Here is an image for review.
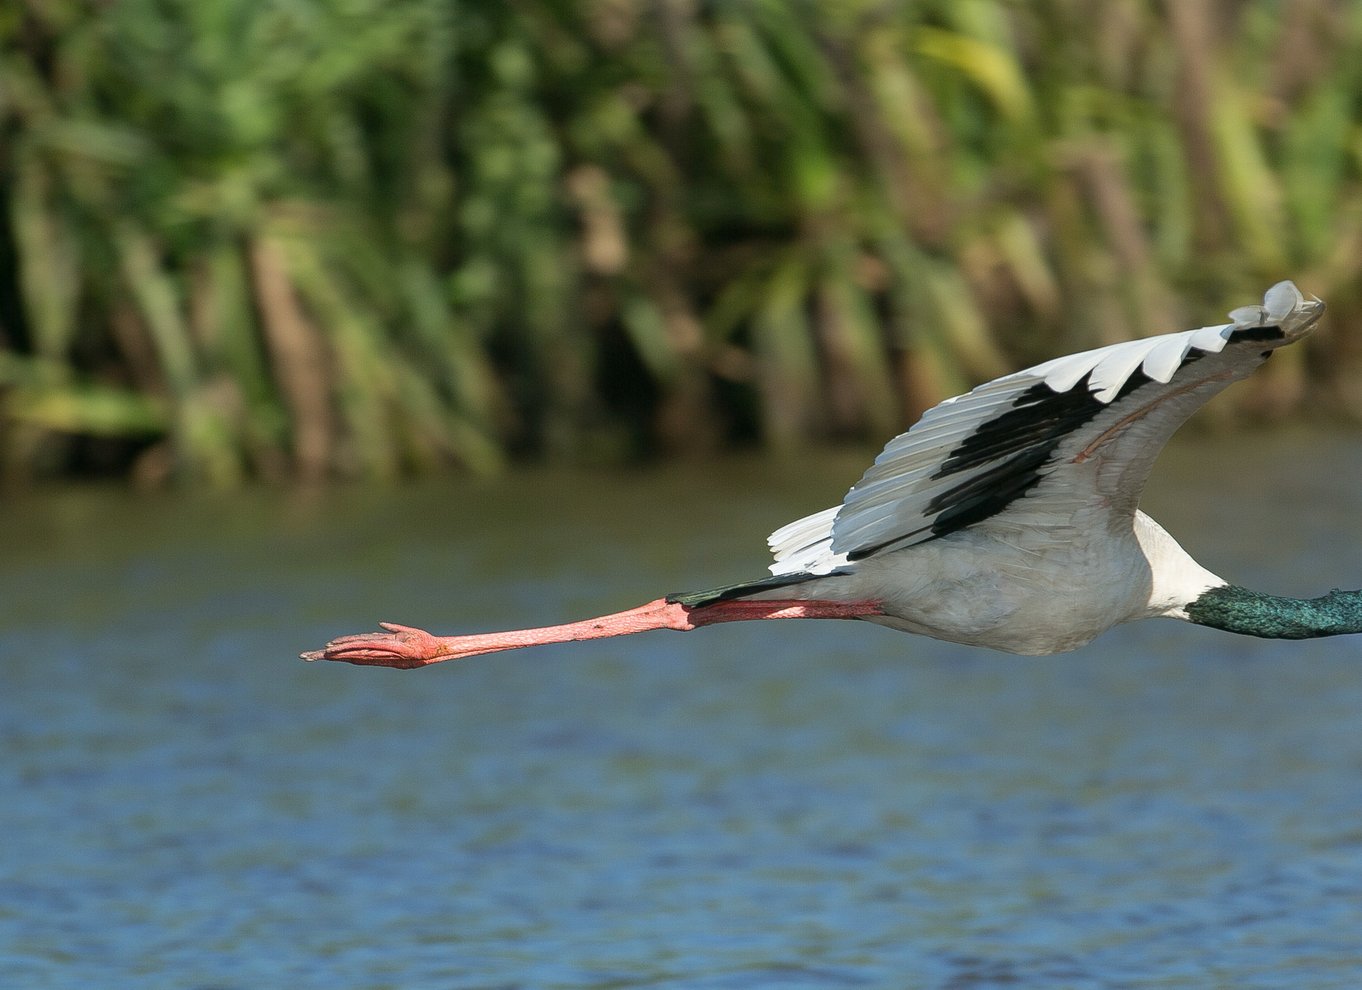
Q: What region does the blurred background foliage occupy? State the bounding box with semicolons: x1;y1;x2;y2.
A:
2;0;1362;485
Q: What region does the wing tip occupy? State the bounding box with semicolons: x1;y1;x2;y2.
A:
1230;280;1324;334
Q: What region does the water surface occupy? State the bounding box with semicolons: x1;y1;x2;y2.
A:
4;430;1362;988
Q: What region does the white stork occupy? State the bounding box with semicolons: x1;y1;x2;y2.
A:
303;281;1362;669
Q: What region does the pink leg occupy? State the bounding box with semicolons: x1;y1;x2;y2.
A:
301;596;883;669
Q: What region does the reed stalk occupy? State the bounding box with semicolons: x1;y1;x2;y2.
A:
1;0;1360;482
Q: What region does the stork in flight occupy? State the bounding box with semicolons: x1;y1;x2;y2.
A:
303;281;1362;668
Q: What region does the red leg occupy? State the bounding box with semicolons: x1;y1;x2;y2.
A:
301;596;883;669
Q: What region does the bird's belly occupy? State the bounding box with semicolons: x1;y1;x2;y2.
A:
865;605;1111;655
843;530;1152;655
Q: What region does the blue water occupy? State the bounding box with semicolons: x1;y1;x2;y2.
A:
4;431;1362;988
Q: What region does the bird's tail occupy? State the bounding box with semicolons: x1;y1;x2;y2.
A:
664;572;824;608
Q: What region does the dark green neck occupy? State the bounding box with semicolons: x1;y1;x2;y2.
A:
1186;585;1362;640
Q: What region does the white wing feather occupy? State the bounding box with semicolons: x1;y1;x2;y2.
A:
769;282;1320;576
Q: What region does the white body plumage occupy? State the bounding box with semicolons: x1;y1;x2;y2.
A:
761;510;1220;654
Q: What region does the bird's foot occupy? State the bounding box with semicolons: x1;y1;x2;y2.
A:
300;622;450;668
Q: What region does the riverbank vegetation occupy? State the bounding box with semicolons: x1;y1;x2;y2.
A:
3;0;1361;484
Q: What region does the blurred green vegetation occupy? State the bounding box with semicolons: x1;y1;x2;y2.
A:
3;0;1362;484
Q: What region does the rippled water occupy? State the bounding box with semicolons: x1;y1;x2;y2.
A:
4;429;1362;988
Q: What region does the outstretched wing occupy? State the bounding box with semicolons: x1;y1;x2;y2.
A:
770;281;1324;576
